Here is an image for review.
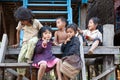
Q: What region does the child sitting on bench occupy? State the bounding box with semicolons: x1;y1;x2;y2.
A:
78;17;102;54
32;26;62;80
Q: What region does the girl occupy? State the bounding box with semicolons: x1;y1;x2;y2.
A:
13;6;43;80
61;23;81;80
78;17;102;54
32;26;62;80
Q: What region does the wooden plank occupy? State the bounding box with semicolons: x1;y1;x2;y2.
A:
0;63;30;68
0;5;1;37
103;24;114;46
78;35;87;80
6;68;29;80
92;66;116;80
0;34;8;63
84;46;120;55
7;46;120;55
102;24;116;80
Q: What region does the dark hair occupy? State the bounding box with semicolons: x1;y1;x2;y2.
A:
14;6;35;23
56;16;67;23
90;17;103;33
38;26;52;38
66;23;78;33
90;17;100;25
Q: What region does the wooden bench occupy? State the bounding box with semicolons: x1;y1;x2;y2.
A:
0;24;120;80
7;46;120;55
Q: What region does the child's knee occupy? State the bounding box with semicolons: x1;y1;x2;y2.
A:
94;38;100;42
40;63;47;69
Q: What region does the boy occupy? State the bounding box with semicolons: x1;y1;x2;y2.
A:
54;17;67;46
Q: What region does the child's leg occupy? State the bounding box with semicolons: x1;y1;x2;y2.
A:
63;75;69;80
38;63;47;80
25;37;38;61
88;40;100;54
56;60;62;80
17;43;28;77
16;75;23;80
54;67;58;79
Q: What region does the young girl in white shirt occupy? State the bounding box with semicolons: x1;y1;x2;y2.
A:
79;17;102;54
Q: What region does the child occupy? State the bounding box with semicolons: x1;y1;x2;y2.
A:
61;23;81;79
32;26;62;80
54;16;67;46
12;6;43;80
78;17;102;54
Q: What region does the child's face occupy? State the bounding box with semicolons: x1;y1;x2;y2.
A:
88;19;97;31
21;20;30;25
66;28;75;38
42;30;52;40
56;19;66;29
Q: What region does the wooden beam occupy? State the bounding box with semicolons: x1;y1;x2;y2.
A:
0;5;1;37
79;35;87;80
92;66;116;80
0;34;8;63
0;63;30;68
7;46;120;55
6;68;29;80
102;24;116;80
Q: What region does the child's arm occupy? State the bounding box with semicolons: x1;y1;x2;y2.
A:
12;29;20;48
68;37;80;55
78;28;83;34
53;31;58;45
35;40;47;53
12;21;23;48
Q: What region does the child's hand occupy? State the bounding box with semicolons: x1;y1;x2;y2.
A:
42;38;49;48
78;28;83;34
53;41;58;46
85;35;93;41
42;40;47;48
64;37;70;44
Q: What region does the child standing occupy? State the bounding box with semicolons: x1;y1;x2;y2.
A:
61;23;81;80
13;6;43;80
32;26;62;80
79;17;102;54
54;16;67;45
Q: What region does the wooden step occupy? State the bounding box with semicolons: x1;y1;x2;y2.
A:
6;46;120;55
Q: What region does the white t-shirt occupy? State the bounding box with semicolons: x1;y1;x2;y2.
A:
82;29;102;46
16;19;43;41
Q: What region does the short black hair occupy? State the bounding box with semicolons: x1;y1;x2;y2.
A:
90;17;100;25
66;23;78;33
14;6;34;21
38;26;52;38
56;16;67;23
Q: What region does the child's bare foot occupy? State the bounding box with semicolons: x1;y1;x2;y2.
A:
88;50;93;54
17;74;23;80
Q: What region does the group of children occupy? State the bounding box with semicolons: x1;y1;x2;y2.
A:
12;6;102;80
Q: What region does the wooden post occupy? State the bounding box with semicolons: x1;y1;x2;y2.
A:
0;4;1;38
80;4;87;29
103;24;114;46
102;24;116;80
78;35;87;80
0;34;8;63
